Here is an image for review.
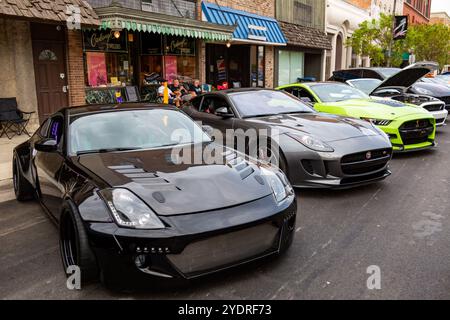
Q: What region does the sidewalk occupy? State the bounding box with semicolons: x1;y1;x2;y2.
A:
0;135;29;181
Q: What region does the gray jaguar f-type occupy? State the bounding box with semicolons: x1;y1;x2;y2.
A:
183;89;393;189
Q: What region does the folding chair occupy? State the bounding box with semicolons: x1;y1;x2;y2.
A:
0;98;35;139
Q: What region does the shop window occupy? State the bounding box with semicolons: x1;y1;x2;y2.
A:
39;49;57;61
278;50;304;86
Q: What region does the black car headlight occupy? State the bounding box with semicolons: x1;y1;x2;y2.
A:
261;167;293;203
99;188;165;229
286;133;334;152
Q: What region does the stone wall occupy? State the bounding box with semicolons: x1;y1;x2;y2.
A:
0;18;39;126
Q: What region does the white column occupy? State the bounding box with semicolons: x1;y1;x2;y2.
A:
346;44;352;68
320;49;327;81
329;33;337;78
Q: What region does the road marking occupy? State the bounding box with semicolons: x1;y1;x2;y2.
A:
0;217;48;237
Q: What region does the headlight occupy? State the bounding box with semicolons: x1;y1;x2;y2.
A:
99;188;165;229
261;167;293;203
286;133;334;152
360;118;392;126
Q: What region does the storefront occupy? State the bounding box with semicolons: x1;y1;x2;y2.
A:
201;2;287;89
275;22;332;86
83;5;234;104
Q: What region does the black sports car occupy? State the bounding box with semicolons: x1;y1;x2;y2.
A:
13;104;296;288
182;88;393;189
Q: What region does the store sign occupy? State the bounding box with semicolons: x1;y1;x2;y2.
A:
393;16;408;40
83;30;128;52
248;24;267;42
165;36;195;56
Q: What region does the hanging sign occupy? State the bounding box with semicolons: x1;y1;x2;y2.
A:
83;29;128;52
394;16;408;40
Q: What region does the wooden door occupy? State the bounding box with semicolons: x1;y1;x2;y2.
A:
32;40;69;123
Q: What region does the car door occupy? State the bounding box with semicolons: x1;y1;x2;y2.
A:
34;114;66;219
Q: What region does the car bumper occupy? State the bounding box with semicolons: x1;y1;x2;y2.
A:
86;194;297;284
430;109;448;126
283;135;393;189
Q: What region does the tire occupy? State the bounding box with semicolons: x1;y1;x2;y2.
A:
60;204;99;284
12;154;34;202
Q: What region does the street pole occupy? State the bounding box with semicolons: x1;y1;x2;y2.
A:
387;0;398;67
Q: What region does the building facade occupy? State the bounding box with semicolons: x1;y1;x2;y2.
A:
274;0;332;85
430;11;450;25
403;0;432;24
325;0;371;78
347;0;404;17
0;0;99;125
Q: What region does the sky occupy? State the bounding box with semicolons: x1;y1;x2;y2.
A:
431;0;450;15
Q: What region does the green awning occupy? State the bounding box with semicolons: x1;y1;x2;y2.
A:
96;6;234;42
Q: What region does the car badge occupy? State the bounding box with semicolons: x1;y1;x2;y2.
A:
366;151;372;160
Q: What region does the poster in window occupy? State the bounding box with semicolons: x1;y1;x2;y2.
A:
83;30;128;52
165;56;178;82
216;58;226;81
165;36;195;56
86;52;108;87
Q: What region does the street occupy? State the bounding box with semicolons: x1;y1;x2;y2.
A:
1;125;450;300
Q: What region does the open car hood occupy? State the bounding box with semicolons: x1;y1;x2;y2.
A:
371;62;439;94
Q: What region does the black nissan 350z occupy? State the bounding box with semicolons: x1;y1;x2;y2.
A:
12;103;296;288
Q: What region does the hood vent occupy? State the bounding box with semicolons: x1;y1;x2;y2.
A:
223;150;255;180
108;165;180;191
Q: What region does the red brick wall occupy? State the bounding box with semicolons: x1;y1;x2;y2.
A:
214;0;275;17
66;29;85;106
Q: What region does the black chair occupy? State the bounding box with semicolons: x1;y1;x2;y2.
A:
0;97;35;139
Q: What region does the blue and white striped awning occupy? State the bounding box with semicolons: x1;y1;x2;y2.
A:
201;1;287;46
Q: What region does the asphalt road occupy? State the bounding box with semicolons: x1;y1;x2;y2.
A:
1;125;450;300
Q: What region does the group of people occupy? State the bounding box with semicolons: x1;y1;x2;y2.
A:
157;79;205;107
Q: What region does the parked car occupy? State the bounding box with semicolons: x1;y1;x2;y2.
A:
183;89;393;189
346;77;448;126
13;104;297;288
330;63;450;112
277;82;436;153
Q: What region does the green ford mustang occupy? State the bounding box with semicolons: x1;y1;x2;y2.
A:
277;82;436;152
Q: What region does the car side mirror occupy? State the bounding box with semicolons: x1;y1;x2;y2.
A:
35;138;58;153
215;107;233;118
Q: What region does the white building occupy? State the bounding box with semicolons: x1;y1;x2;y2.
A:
324;0;371;78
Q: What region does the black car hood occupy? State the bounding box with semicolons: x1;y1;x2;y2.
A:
410;82;450;97
247;113;379;142
372;62;439;93
77;143;272;216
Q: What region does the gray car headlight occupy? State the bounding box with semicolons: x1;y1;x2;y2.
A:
261;167;293;203
286;133;334;152
99;188;165;229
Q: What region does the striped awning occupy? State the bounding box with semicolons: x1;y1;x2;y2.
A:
95;6;234;42
201;1;287;46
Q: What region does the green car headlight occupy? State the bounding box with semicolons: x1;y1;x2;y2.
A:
361;118;392;126
286;133;334;152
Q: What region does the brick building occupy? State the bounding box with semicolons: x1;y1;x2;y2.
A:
430;11;450;25
0;0;99;126
404;0;432;24
347;0;404;17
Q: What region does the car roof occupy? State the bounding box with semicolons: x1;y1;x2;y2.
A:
65;102;179;117
199;88;275;96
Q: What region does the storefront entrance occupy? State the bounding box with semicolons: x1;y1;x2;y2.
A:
206;44;265;88
31;23;68;123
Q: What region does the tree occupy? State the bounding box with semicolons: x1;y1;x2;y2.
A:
404;24;450;68
347;14;450;68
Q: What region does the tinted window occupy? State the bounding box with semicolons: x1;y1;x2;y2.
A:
310;83;369;102
190;96;203;110
48;116;64;145
229;90;314;118
362;70;383;80
332;69;363;82
200;96;233;114
68;109;211;155
38;119;50;137
347;79;382;94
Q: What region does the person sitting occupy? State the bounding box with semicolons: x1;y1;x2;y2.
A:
170;79;193;104
157;80;181;106
189;79;203;97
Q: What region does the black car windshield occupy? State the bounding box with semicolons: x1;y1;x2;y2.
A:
311;83;369;102
69;109;211;155
347;79;382;94
229;90;314;118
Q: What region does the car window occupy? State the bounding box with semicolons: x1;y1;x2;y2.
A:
200;96;233;115
332;69;363;82
190;96;203;110
310;83;369;102
47;116;64;145
68;109;212;155
362;70;383;80
38;119;50;137
229;90;314;118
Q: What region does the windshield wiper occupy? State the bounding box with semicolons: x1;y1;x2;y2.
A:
278;111;313;115
76;147;142;156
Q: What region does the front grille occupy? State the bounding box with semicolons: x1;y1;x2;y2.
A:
423;102;444;112
341;148;391;175
167;223;279;276
399;119;434;145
